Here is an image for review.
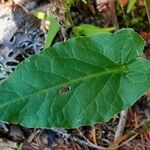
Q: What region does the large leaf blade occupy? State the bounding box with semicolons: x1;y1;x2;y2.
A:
0;28;149;128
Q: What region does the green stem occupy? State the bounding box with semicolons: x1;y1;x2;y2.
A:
67;9;76;32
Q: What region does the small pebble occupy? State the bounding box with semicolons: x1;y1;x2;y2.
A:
89;16;95;21
40;129;59;145
95;20;101;26
71;12;77;18
78;15;83;22
73;18;79;25
9;125;25;142
25;1;36;10
85;18;91;23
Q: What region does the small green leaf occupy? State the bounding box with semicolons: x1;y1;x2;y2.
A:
127;0;137;13
81;0;87;3
34;12;60;48
18;143;23;150
0;29;149;128
74;24;115;36
143;0;150;24
35;11;46;20
44;15;60;48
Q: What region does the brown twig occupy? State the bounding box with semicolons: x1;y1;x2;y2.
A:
107;131;138;150
96;0;119;30
91;127;98;145
52;128;106;150
109;0;119;30
28;130;41;143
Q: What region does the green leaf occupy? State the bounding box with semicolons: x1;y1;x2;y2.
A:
81;0;87;3
34;11;46;20
74;24;115;36
34;12;60;48
44;15;60;48
0;29;149;128
17;143;23;150
127;0;137;13
143;0;150;24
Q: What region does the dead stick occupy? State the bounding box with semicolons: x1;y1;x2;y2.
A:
52;129;106;150
115;109;128;140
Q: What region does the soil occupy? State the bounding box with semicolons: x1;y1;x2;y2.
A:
0;0;150;150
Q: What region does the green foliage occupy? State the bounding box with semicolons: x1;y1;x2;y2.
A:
65;0;76;11
17;143;23;150
65;0;87;11
34;11;46;20
34;12;60;48
80;0;87;3
44;15;60;48
74;24;115;36
127;0;137;13
143;0;150;24
0;29;149;128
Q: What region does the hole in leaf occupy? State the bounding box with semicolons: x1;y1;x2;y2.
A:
59;86;71;95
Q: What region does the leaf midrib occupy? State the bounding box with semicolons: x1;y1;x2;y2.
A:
0;65;128;109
